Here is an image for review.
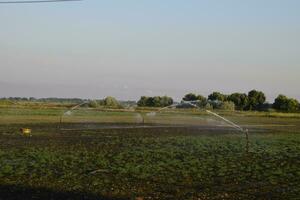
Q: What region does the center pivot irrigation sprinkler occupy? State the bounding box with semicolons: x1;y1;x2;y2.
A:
59;101;90;128
181;101;250;152
140;103;180;124
205;110;249;152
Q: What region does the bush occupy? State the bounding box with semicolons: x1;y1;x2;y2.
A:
247;90;266;110
227;93;248;110
88;100;99;108
102;96;122;108
183;93;198;101
208;92;227;102
137;96;173;107
274;95;299;112
210;100;235;111
219;101;235;111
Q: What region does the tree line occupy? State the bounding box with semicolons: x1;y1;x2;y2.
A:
137;96;174;107
137;90;300;112
1;90;299;112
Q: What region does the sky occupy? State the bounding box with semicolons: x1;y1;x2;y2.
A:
0;0;299;101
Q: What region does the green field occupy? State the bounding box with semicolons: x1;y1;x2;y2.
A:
0;107;300;199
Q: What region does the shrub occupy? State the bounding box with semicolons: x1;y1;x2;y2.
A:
219;101;235;111
210;100;235;111
137;96;173;107
208;92;227;102
88;100;99;108
274;95;299;112
247;90;266;110
227;93;248;110
102;96;122;108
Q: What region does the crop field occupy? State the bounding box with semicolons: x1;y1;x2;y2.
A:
0;107;300;199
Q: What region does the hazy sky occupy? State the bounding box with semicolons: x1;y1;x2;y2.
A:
0;0;299;101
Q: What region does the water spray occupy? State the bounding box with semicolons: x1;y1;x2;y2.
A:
205;110;244;132
158;100;250;152
157;103;179;112
205;110;249;152
59;101;90;128
145;103;179;117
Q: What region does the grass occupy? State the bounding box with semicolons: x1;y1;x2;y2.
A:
0;107;300;199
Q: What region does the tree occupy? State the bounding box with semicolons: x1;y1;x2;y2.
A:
209;100;235;110
219;101;235;111
137;96;148;107
103;96;122;108
160;96;174;107
228;93;248;110
183;93;198;101
137;96;173;107
88;100;99;108
273;95;299;112
196;95;207;107
153;96;162;107
247;90;266;110
145;97;155;107
208;92;227;102
286;98;299;112
273;95;288;110
182;93;207;108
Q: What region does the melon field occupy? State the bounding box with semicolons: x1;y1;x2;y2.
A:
0;107;299;199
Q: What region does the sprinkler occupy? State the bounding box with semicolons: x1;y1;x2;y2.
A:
59;101;90;128
159;100;250;153
206;110;250;153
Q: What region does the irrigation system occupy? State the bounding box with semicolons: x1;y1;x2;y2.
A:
59;101;90;126
58;99;250;152
145;101;250;152
184;100;249;152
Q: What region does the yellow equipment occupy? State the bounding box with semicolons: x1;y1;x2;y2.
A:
20;128;32;137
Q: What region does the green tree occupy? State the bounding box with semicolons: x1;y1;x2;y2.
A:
273;95;299;112
138;96;173;107
286;98;299;112
153;96;162;107
219;101;235;111
145;97;155;107
137;96;148;107
88;100;99;108
182;93;207;107
183;93;198;101
160;96;174;107
196;95;207;107
247;90;266;110
103;96;122;108
228;93;248;110
273;95;288;110
208;92;227;102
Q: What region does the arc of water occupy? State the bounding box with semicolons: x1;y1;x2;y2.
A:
205;110;244;132
64;101;89;114
206;109;249;152
183;101;200;109
137;100;247;134
137;100;250;152
157;103;179;112
182;101;244;132
59;101;90;127
182;101;245;132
